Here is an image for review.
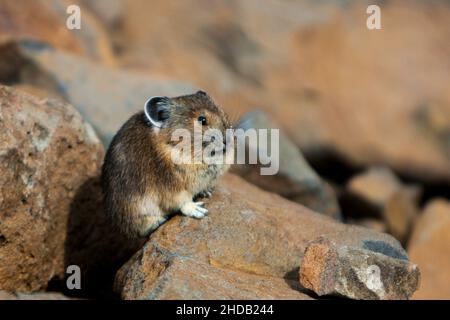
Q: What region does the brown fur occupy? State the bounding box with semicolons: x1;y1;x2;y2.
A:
101;91;231;238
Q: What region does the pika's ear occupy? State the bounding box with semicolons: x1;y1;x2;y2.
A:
144;96;171;128
196;90;208;96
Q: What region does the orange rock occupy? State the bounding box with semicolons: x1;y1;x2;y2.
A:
0;86;137;297
384;188;420;244
299;238;420;300
347;167;402;209
409;199;450;300
116;245;311;300
0;85;103;291
0;0;116;65
344;167;420;243
0;0;83;55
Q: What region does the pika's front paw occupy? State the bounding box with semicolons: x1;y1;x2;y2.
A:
196;190;212;199
196;186;215;199
180;201;208;218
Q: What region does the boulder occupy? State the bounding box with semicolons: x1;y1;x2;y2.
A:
0;85;137;297
0;0;116;65
45;0;118;66
117;246;310;300
346;167;403;210
0;39;195;146
299;238;420;300
115;174;416;300
383;188;421;244
232;111;341;219
409;199;450;299
0;85;103;291
0;0;83;57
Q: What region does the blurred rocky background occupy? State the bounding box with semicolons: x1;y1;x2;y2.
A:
0;0;449;300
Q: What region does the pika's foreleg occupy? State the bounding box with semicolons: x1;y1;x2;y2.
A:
138;215;168;237
133;196;169;237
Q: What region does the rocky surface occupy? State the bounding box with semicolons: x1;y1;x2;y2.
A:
115;174;411;300
347;218;387;234
232;111;341;219
299;238;420;300
409;199;450;300
0;85;137;297
116;247;310;300
0;85;103;291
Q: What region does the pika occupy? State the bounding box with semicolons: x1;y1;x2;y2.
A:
101;91;231;238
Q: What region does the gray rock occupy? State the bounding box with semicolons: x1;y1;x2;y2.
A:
299;238;420;300
232;110;341;219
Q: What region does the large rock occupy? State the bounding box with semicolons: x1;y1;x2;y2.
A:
346;167;403;210
299;238;420;300
0;0;82;56
117;247;310;300
0;85;103;291
232;111;341;219
45;0;118;66
115;174;416;300
0;0;116;66
0;39;195;146
409;199;450;299
113;0;450;183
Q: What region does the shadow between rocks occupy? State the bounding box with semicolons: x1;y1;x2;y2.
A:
62;177;143;299
283;267;320;299
284;267;347;300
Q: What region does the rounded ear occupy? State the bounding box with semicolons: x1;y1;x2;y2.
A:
196;90;208;96
144;96;171;128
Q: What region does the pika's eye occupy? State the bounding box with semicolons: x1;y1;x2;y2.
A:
198;115;207;126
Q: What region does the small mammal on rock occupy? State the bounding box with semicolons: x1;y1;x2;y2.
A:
101;91;231;238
